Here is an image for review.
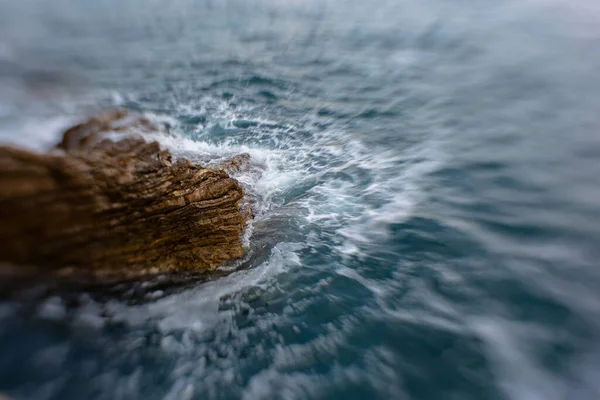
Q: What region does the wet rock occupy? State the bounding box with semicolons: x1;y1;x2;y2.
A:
0;110;250;284
216;153;252;175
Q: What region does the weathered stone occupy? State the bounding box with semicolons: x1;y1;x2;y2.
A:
216;153;252;175
0;110;250;283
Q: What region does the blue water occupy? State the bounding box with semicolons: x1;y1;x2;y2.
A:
2;0;600;399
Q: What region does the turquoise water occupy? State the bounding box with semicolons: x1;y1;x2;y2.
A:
2;0;600;399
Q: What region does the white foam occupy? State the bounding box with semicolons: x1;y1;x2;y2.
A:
106;242;303;333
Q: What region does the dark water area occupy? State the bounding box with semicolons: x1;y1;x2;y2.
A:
2;0;600;399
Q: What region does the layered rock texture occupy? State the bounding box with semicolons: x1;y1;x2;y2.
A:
0;110;250;283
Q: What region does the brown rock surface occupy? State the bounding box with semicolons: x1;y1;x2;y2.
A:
0;110;249;283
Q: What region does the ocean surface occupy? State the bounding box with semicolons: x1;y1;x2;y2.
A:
1;0;600;399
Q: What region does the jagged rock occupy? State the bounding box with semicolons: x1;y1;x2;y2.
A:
215;153;252;175
57;109;163;152
0;110;250;284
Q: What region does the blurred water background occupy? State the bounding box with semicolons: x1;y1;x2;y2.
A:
1;0;600;399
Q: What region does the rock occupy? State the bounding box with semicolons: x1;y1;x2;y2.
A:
216;153;252;175
0;111;250;284
57;108;163;151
